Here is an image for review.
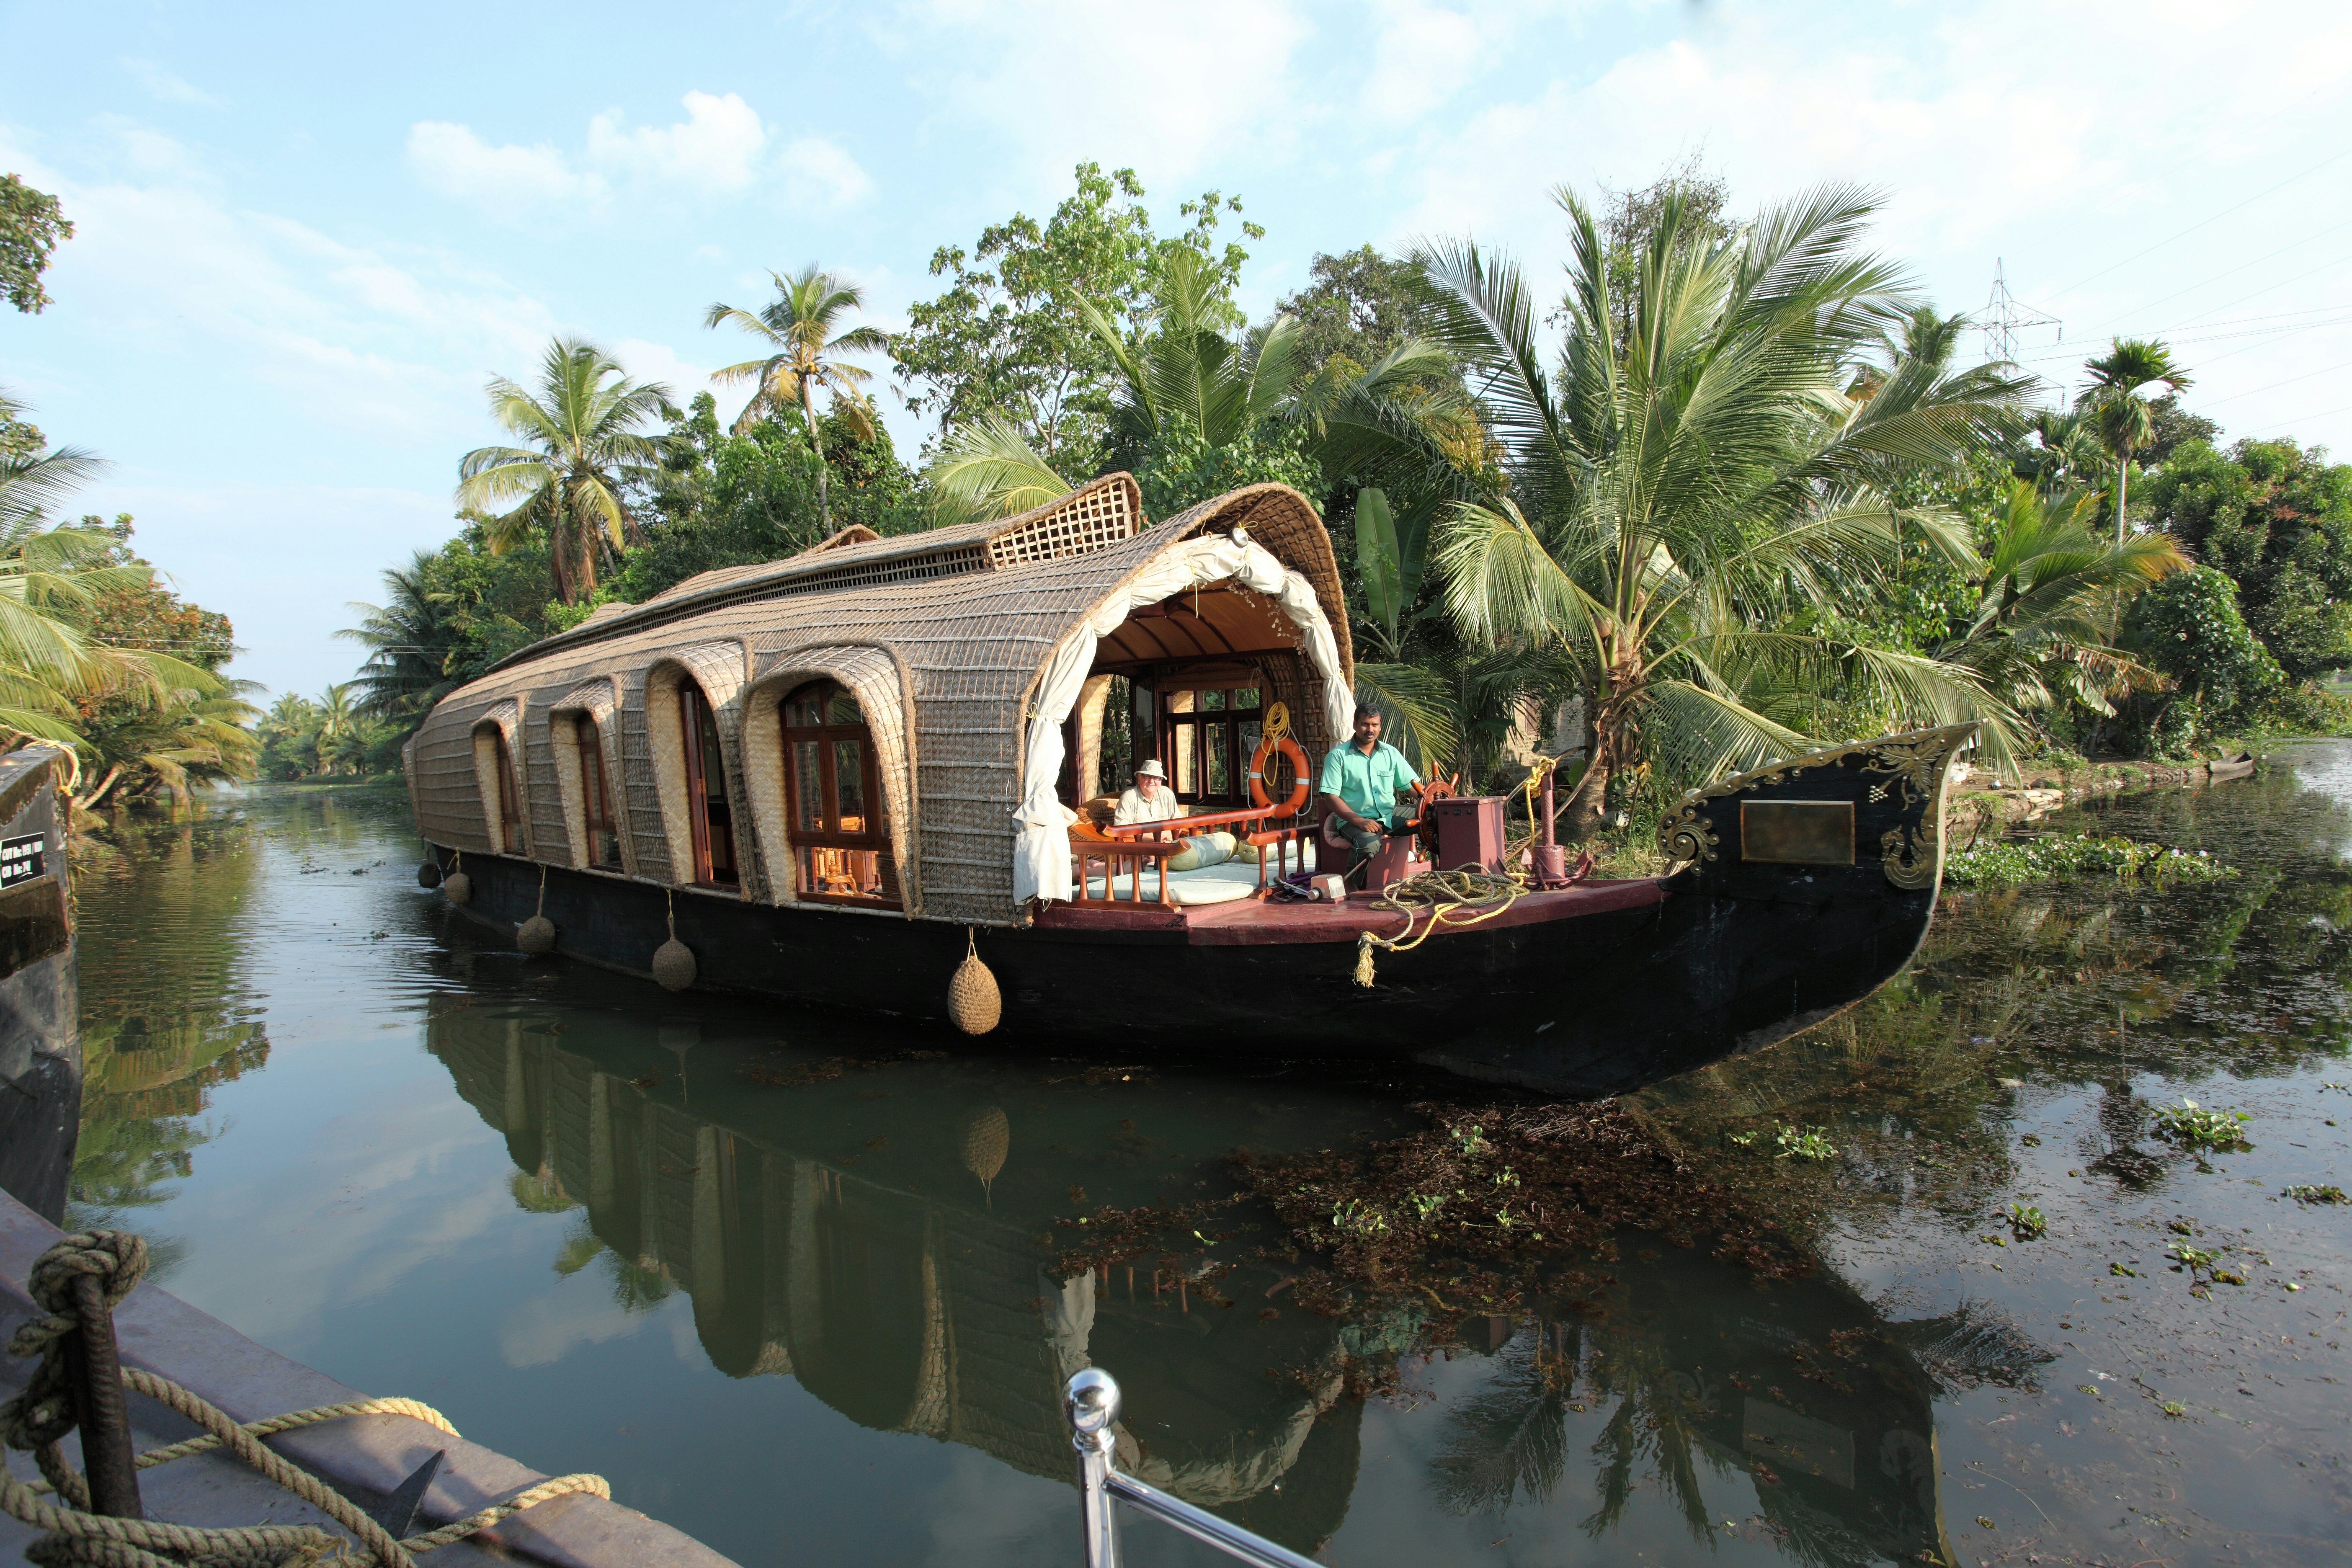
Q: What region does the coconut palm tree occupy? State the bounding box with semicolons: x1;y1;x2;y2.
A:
0;438;216;751
340;552;457;720
1930;482;2183;727
455;338;674;605
705;266;892;529
75;680;262;808
1424;184;2032;837
2081;338;2191;544
314;683;360;771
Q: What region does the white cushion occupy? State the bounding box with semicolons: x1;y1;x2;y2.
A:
1081;859;1263;906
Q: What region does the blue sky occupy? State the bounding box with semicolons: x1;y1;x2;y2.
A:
3;0;2348;699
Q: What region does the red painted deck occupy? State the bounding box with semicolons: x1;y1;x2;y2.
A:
1030;876;1670;945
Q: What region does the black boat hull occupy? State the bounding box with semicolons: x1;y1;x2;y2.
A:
425;724;1971;1097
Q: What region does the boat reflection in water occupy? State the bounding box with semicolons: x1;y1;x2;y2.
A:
427;993;1979;1564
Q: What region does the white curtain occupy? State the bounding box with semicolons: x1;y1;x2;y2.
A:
1011;536;1351;904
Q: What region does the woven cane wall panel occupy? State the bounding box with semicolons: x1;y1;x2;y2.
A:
615;669;675;885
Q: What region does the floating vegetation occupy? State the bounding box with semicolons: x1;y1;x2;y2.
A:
2151;1099;2254;1152
1943;833;2236;888
2006;1202;2048;1239
2285;1183;2347;1204
2166;1241;2246;1291
1223;1102;1812;1345
1774;1124;1838;1161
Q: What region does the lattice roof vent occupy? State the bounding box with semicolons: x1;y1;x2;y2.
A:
986;482;1136;568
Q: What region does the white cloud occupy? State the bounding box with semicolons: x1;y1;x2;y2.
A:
588;90;769;192
406;121;605;210
779;135;873;210
121;58;220;108
409;92;857;216
903;0;1315;183
1360;1;1487;121
611;337;719;408
500;1272;681;1367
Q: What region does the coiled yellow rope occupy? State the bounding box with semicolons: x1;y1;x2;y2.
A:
1;1231;609;1567
1351;865;1532;987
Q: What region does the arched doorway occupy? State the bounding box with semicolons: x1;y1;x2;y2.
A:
781;681;900;908
678;681;739;887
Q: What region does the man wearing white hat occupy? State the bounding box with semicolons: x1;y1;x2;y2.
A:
1113;757;1184;827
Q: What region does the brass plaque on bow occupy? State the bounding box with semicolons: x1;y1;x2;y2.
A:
1740;800;1854;865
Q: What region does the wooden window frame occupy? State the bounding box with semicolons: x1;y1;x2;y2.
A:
780;680;900;910
575;714;622;870
1161;682;1264;809
678;684;739;889
492;730;524;854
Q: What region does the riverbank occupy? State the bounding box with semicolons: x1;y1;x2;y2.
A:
1944;752;2259;845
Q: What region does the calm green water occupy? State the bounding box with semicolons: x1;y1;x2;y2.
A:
52;757;2352;1567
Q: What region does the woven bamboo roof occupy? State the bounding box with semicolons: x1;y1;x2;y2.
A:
409;475;1352;926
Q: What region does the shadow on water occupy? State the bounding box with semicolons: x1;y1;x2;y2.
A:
46;758;2352;1565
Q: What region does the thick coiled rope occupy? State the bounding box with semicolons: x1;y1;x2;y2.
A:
1352;866;1531;987
2;1232;609;1567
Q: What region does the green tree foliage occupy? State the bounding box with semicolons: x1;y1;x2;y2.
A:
892;162;1261;477
455;338;675;604
611;394;917;601
343;522;560;720
2080;337;2190;542
1277;245;1428;377
1594;157;1735;350
1926;482;2184;724
2142;437;2352;684
0;173;72;314
1426;183;2032;835
0;406;229;778
74;518;260;807
929;245;1469;523
2120;565;2284;752
706;265;892;529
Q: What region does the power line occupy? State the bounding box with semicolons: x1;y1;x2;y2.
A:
2167;253;2352;332
2195;355;2352;410
2092;217;2352;330
2042;146;2352;303
2244;398;2352;436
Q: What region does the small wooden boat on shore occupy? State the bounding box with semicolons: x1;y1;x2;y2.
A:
406;477;1972;1097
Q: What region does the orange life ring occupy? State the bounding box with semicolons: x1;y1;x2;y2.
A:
1248;732;1313;815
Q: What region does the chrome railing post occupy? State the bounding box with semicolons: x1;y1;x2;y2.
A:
1065;1368;1123;1568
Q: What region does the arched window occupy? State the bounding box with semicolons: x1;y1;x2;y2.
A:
781;681;899;908
489;728;523;853
679;682;740;887
573;714;622;869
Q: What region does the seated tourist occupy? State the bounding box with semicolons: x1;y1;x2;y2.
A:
1319;703;1421;882
1112;758;1183;827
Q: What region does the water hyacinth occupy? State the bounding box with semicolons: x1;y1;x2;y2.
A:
1944;833;2237;889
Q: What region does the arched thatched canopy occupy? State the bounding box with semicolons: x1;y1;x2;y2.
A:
405;476;1354;925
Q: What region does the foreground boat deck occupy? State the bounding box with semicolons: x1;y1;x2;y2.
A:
1029;876;1669;943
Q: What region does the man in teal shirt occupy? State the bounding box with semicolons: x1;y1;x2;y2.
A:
1320;703;1421;882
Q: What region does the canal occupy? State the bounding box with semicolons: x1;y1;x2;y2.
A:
52;750;2352;1566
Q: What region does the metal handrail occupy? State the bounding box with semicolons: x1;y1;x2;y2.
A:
1064;1369;1327;1568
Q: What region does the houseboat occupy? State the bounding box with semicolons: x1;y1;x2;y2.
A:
406;477;1972;1098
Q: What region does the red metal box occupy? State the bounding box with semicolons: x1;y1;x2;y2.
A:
1429;795;1508;874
